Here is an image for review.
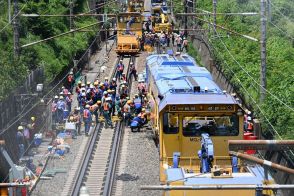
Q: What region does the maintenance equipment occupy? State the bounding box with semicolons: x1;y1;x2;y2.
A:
115;12;142;55
145;53;283;196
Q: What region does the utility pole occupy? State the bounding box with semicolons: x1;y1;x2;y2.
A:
212;0;217;32
184;0;188;37
13;0;20;59
260;0;267;102
69;0;73;30
8;0;11;22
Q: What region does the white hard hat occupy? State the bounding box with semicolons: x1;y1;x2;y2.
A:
85;104;90;108
59;96;64;99
103;91;108;95
54;95;59;99
18;126;24;130
130;62;133;65
112;78;116;81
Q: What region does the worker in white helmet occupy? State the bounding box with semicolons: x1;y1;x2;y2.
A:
16;126;25;159
83;105;92;136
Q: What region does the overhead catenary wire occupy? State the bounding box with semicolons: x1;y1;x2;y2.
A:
0;0;27;33
269;21;294;40
0;24;109;136
211;26;294;112
0;0;115;134
211;30;294;157
268;0;294;23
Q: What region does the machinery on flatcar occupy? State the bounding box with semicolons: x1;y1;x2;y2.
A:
115;12;142;55
152;7;172;33
151;0;172;33
146;53;275;196
128;0;144;13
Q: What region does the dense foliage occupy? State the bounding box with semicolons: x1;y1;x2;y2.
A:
173;0;294;139
0;0;98;99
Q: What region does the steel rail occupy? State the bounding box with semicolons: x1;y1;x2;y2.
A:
103;56;136;196
103;121;124;196
70;45;121;196
71;123;103;196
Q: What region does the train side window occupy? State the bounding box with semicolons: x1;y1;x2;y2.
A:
163;113;179;134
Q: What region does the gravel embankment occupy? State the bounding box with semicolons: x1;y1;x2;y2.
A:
118;52;162;196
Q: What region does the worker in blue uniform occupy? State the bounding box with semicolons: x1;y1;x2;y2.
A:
57;96;66;123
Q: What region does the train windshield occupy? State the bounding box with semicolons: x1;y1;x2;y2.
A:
182;115;239;137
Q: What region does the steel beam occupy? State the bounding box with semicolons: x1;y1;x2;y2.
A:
229;151;294;175
228;140;294;151
140;184;294;190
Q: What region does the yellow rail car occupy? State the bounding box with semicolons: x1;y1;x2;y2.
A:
115;12;142;55
146;53;275;196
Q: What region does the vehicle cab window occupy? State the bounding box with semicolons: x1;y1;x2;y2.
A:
163;113;179;134
183;115;239;137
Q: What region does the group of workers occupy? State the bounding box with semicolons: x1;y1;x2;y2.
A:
140;30;188;53
51;60;149;136
16;117;36;159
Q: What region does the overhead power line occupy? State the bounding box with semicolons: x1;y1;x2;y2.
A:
210;38;284;140
212;27;294;112
269;21;294;40
211;39;294;158
0;2;26;33
21;18;114;48
269;0;294;23
0;25;108;136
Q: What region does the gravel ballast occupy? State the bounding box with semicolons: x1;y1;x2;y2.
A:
118;52;162;196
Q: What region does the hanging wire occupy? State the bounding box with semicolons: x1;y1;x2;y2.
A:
0;0;28;33
269;0;294;23
212;28;294;157
211;26;294;112
269;21;294;40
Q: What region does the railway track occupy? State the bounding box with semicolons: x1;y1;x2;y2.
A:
69;56;135;196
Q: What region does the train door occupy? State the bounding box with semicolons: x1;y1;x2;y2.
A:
161;113;180;158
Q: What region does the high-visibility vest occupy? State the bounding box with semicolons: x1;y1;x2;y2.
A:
247;122;253;131
68;75;73;82
83;109;89;118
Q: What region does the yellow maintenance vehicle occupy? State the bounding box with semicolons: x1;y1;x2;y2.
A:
115;12;142;55
143;53;285;196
